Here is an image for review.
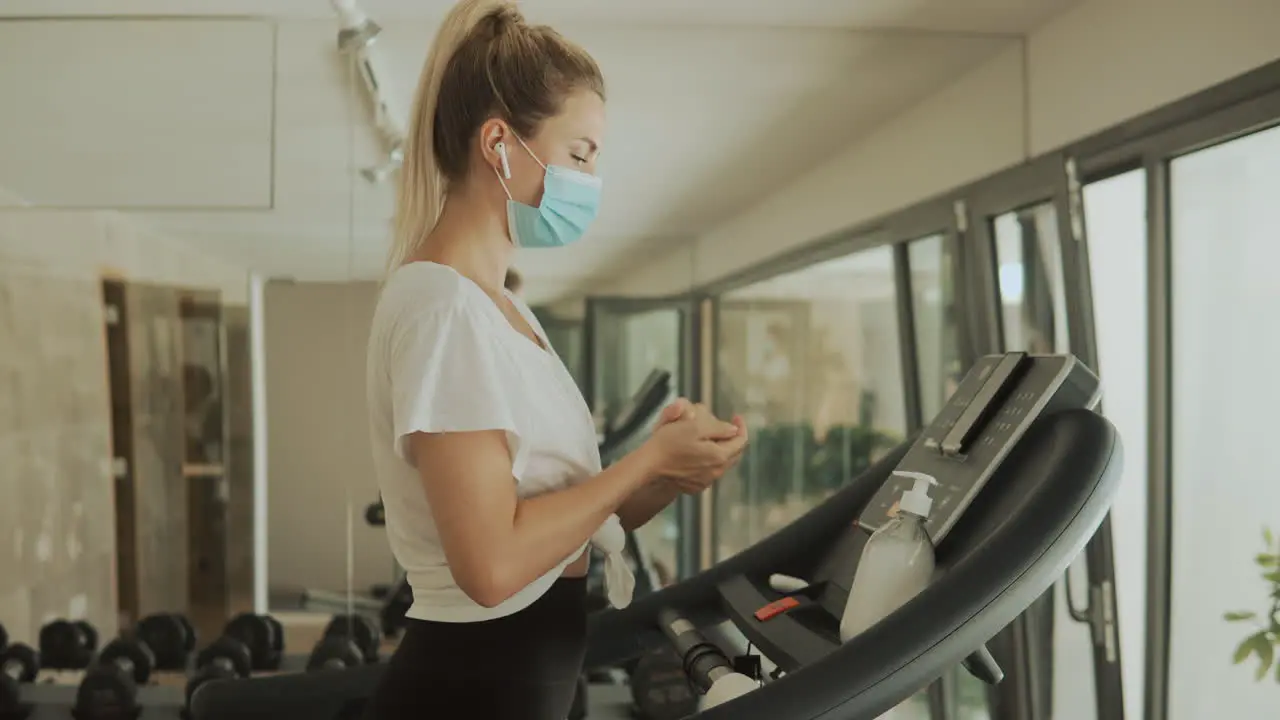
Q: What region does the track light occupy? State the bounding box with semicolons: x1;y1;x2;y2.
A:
331;0;407;184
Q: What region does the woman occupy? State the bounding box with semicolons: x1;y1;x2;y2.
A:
362;2;748;718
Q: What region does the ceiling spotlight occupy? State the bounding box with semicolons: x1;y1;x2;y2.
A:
331;0;407;184
360;143;404;184
332;0;381;50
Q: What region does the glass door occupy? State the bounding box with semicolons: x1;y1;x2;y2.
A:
963;154;1125;720
584;296;699;581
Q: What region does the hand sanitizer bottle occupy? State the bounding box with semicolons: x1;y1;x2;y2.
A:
839;471;938;643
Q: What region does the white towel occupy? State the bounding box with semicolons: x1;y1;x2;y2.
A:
591;513;635;608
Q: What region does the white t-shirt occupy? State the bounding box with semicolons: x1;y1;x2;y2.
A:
366;261;632;622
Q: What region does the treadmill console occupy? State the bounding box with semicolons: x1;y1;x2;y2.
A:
858;353;1099;543
715;353;1100;672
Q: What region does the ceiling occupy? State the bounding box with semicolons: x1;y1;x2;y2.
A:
0;1;1079;32
0;0;1078;303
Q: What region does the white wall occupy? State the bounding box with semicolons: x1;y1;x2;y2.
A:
0;207;248;303
602;0;1280;295
262;280;393;594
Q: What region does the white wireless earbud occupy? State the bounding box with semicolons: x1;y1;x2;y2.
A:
496;142;512;180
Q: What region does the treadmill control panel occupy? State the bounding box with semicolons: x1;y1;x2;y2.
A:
858;353;1099;544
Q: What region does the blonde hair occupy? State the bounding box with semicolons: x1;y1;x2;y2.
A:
387;0;605;273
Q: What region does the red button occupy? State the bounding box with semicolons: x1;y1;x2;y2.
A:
754;596;800;621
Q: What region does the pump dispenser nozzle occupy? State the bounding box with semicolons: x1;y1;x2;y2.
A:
893;470;937;519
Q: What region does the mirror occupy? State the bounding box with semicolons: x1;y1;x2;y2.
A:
0;17;259;650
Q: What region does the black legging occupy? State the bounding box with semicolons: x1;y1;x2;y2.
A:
361;577;587;719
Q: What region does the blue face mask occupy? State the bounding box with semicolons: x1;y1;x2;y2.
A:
497;137;602;249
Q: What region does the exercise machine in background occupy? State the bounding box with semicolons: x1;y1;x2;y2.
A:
374;369;675;638
190;352;1124;720
597;368;673;463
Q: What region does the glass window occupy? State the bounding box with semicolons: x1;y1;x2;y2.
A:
1168;123;1280;720
533;309;584;390
907;234;962;422
591;308;680;417
713;246;908;560
589;305;684;585
991;202;1070;353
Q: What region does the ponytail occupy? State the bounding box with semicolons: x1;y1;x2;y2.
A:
387;0;512;274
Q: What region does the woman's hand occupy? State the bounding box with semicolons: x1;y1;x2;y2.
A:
656;398;741;440
644;398;748;494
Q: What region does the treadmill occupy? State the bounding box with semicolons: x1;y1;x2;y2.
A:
598;368;673;462
189;352;1123;720
375;369;675;637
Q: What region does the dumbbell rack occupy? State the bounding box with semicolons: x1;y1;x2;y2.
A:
3;610;395;720
19;682;186;718
2;613;283;720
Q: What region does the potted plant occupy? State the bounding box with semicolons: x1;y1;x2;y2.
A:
1224;526;1280;682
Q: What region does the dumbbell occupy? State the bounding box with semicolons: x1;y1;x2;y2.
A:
222;614;282;671
322;614;379;664
176;615;198;655
261;615;284;662
306;636;365;672
72;638;154;720
39;619;99;670
0;642;40;719
136;613;196;671
183;636;254;713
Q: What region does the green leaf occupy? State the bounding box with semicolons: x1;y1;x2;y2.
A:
1266;526;1275;547
1265;570;1280;584
1255;637;1275;681
1225;611;1258;622
1235;632;1270;664
1235;635;1259;664
1275;655;1280;683
1255;554;1278;568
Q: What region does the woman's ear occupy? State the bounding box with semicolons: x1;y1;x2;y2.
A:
478;118;509;175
